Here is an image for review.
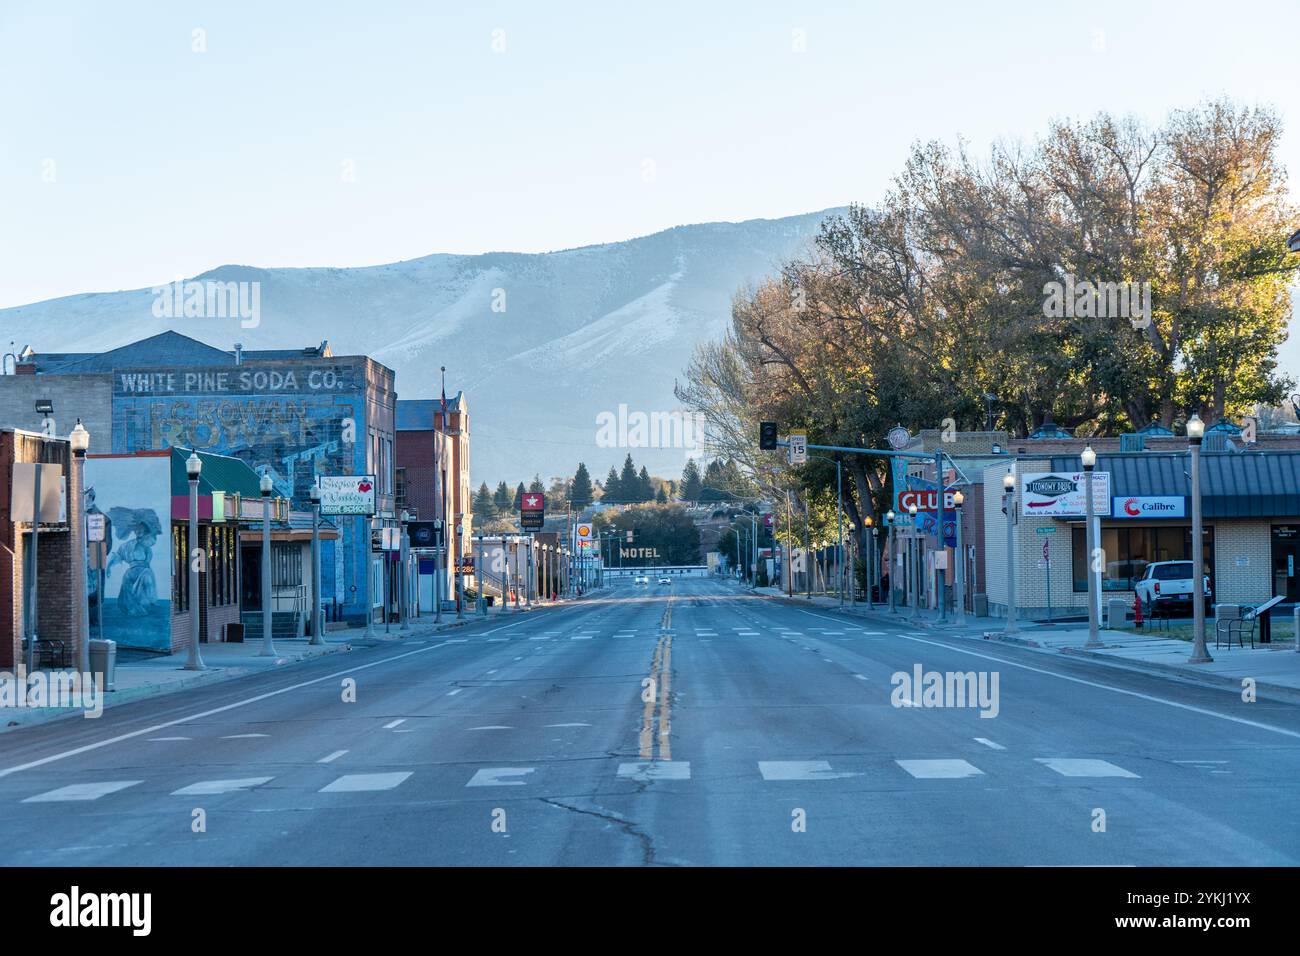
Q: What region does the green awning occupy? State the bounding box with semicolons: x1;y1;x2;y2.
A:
169;446;264;497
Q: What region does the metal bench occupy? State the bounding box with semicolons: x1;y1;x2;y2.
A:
33;639;71;669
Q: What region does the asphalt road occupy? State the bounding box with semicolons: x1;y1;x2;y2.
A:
1;576;1297;866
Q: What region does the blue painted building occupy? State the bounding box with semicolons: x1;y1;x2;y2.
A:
17;331;397;624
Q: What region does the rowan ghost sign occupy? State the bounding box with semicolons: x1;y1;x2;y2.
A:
112;363;366;505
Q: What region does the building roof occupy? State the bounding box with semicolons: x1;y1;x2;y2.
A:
27;331;336;374
1048;450;1300;519
396;394;466;430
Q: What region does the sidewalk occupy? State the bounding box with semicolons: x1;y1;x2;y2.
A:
752;585;1300;702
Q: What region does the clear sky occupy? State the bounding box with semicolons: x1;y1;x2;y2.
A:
2;0;1300;316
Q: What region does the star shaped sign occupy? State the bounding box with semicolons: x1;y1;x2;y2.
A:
521;494;544;511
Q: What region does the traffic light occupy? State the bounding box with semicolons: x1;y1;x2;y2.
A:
759;421;778;450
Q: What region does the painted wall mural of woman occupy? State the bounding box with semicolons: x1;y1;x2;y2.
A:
106;507;162;617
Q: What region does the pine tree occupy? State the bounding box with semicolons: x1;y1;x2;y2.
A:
571;462;594;508
619;455;638;502
472;482;497;519
493;481;511;512
602;466;621;503
655;485;668;504
637;465;654;502
513;482;526;510
529;474;545;494
680;459;703;501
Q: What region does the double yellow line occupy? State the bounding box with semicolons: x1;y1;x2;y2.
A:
638;598;674;760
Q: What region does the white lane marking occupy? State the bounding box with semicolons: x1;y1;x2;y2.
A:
318;750;348;763
467;767;536;787
446;688;463;696
468;725;514;731
1036;758;1139;778
0;615;540;780
758;760;858;781
529;636;552;641
617;761;691;781
171;777;273;796
545;722;591;727
796;609;1300;742
974;738;1006;750
487;638;509;643
853;674;868;681
394;729;415;733
320;772;412;793
220;733;269;739
897;759;984;779
571;636;593;640
147;736;191;742
23;781;142;802
1173;759;1228;763
382;719;406;729
486;669;498;675
822;658;834;663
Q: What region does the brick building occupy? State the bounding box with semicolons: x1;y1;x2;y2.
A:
396;394;471;600
0;428;80;671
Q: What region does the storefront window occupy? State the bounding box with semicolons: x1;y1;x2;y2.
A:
1072;526;1214;592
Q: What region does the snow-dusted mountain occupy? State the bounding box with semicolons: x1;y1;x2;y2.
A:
0;209;843;483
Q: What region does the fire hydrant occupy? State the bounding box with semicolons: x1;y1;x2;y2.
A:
1133;592;1143;630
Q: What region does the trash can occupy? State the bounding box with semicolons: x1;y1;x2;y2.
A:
1106;598;1128;630
88;639;116;692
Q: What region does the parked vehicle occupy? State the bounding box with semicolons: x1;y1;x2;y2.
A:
657;577;672;585
1133;560;1211;614
634;575;649;585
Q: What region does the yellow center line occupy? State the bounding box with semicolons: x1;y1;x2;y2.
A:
639;634;664;759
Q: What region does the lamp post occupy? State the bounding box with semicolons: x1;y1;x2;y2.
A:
309;484;324;644
953;489;965;626
865;518;875;609
886;510;897;614
455;516;465;619
259;472;277;656
185;452;205;670
400;510;412;632
70;420;91;675
909;503;920;621
1082;445;1102;648
1187;414;1213;663
1003;470;1018;635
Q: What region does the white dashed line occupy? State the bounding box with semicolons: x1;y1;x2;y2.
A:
318;750;348;763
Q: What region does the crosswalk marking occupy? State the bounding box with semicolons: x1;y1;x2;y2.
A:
758;761;858;781
467;768;536;787
320;772;412;793
23;781;141;802
897;759;984;779
618;761;691;781
171;777;273;796
1036;758;1139;778
318;750;348;763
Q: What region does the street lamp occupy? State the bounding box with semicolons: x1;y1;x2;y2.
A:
67;418;92;671
908;503;919;621
399;509;412;631
1081;445;1102;648
1186;414;1212;663
70;420;91;675
259;471;277;657
886;510;897;614
953;489;965;625
185;451;205;670
309;484;324;644
1003;469;1018;635
861;517;872;609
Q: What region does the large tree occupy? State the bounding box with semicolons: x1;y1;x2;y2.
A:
602;466;622;503
618;454;639;503
570;462;594;508
679;459;703;501
472;482;497;519
493;481;512;513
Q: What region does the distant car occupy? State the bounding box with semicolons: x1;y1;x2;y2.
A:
634;575;649;585
1134;560;1211;614
657;577;672;585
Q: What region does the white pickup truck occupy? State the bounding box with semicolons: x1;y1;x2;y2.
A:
1133;560;1211;614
